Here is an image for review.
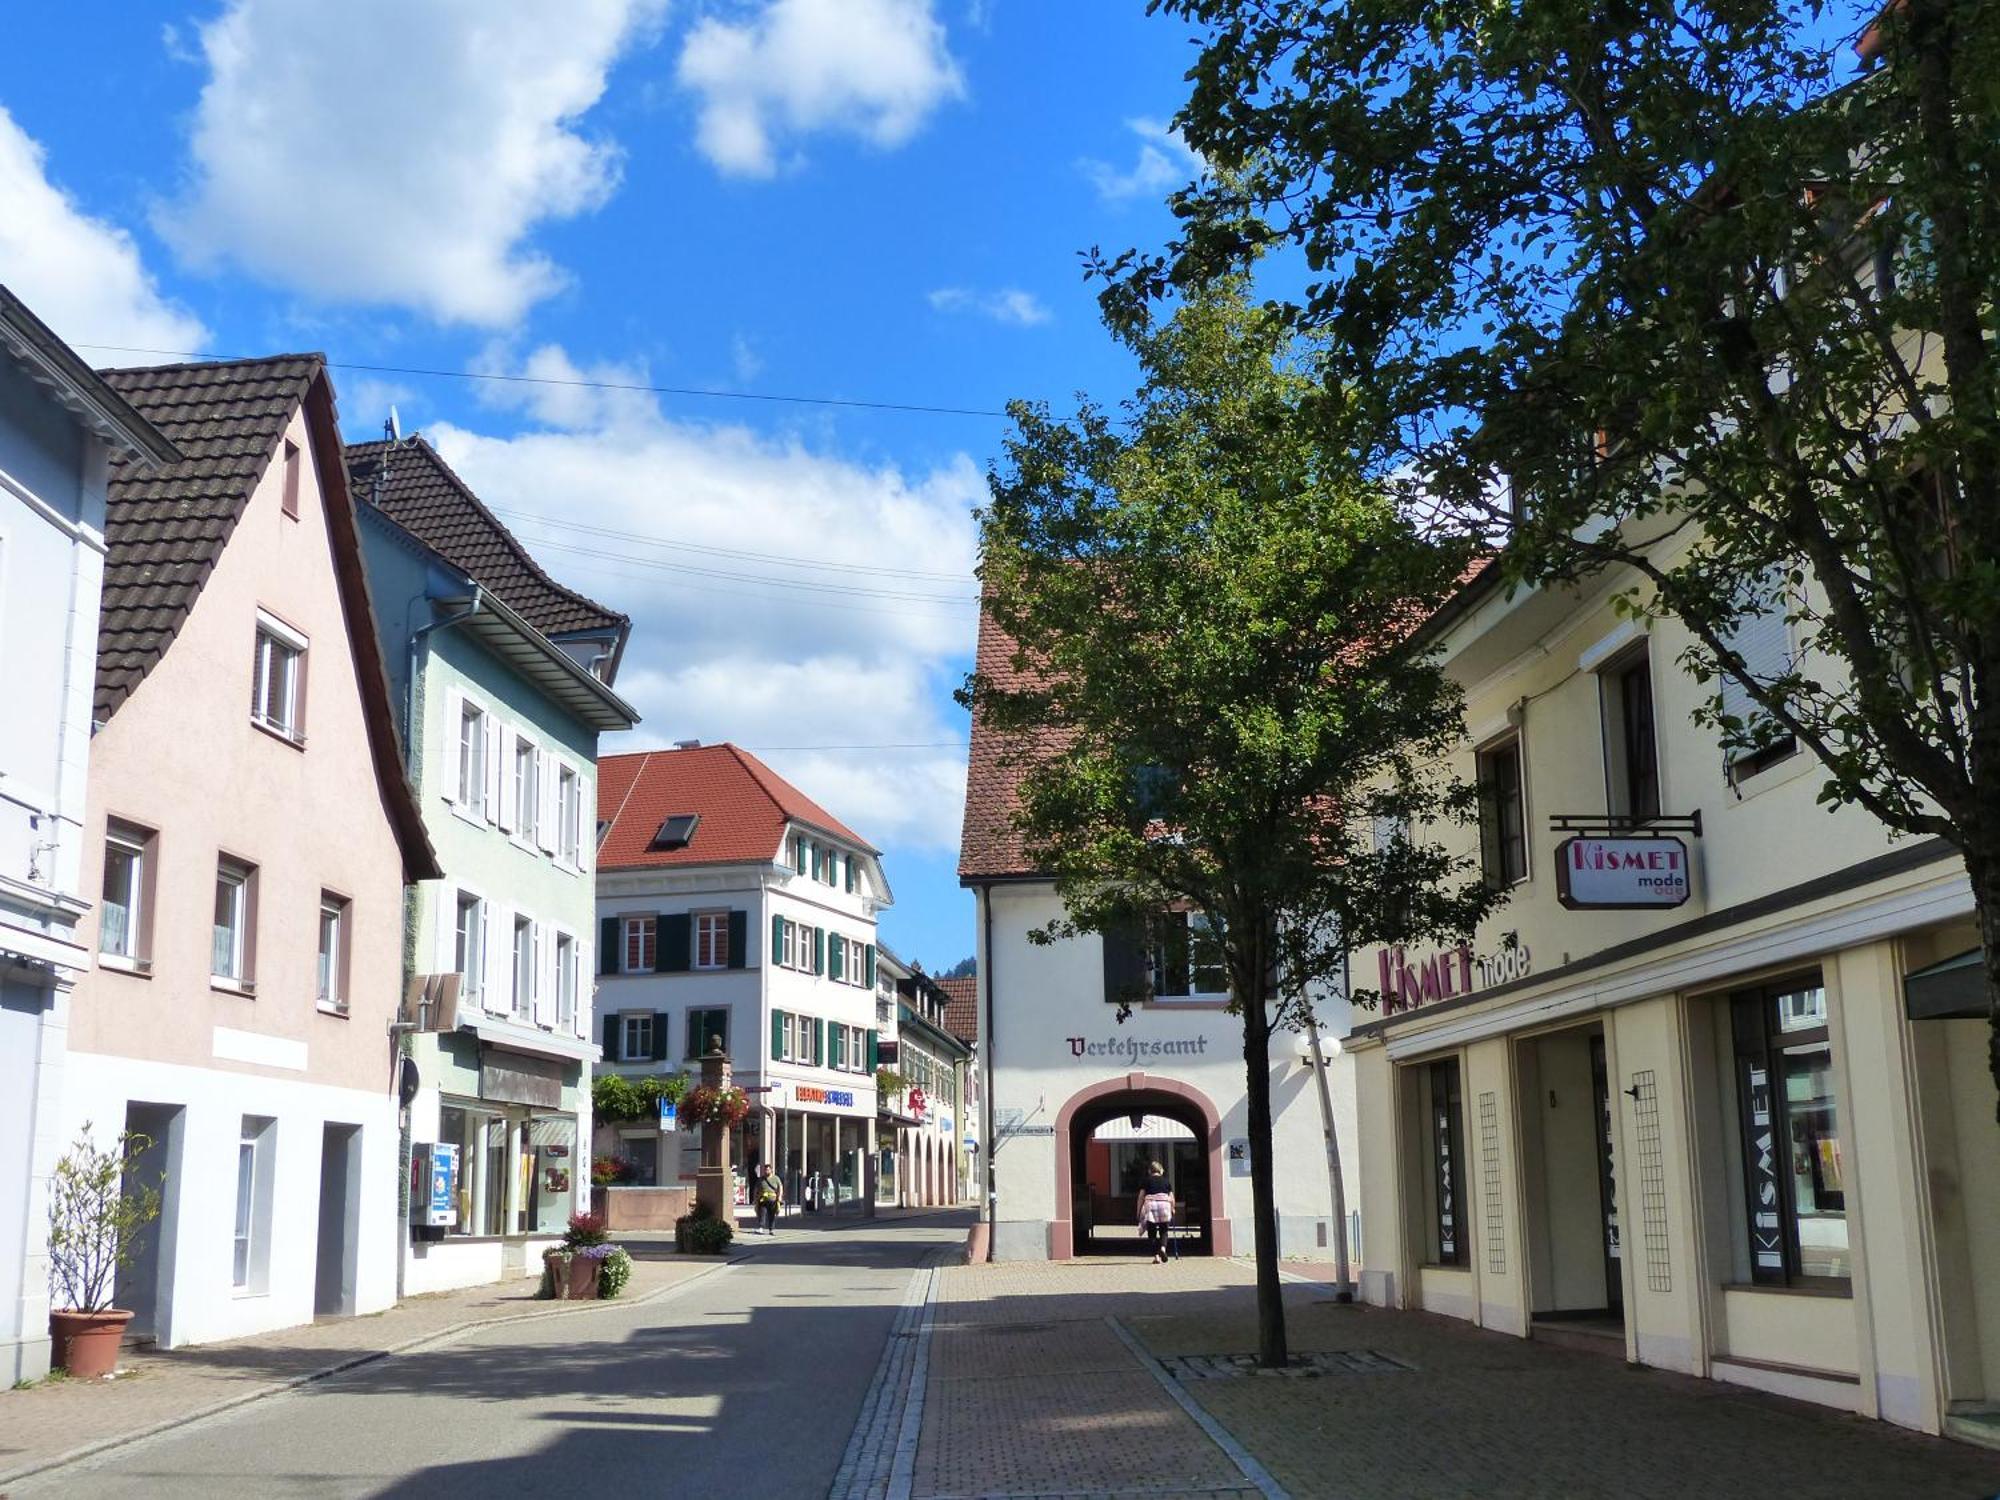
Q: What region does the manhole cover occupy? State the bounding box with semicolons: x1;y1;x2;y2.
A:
1159;1349;1414;1380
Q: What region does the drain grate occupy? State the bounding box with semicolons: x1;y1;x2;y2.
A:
1160;1349;1414;1380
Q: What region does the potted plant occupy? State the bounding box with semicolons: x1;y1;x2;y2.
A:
542;1211;611;1299
46;1126;160;1378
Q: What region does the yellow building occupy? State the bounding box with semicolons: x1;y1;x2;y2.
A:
1346;555;2000;1446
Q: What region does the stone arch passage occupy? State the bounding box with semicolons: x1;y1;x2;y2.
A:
1050;1073;1232;1260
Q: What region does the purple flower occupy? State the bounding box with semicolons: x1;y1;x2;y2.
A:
576;1243;618;1261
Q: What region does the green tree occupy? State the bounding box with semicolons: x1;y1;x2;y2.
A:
961;279;1501;1364
1126;0;2000;1117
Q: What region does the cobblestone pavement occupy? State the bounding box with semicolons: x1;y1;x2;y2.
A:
0;1249;722;1488
918;1257;2000;1500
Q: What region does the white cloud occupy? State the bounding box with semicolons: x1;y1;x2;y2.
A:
1079;117;1205;205
927;286;1049;326
158;0;667;326
0;108;207;353
426;346;980;851
677;0;964;177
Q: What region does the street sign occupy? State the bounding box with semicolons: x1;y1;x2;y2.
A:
658;1097;678;1132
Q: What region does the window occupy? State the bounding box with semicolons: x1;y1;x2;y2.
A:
555;932;577;1032
833;1025;849;1070
1603;653;1661;823
318;894;349;1013
454;893;485;1003
212;858;256;986
558;766;582;866
1477;737;1528;886
694;911;729;970
621;1012;655;1062
623;915;656;973
845;855;858;895
280;439;301;519
233;1116;274;1292
1718;567;1798;781
685;1007;728;1059
511;916;535;1019
1422;1059;1467;1266
513;738;538;841
1732;977;1849;1285
457;703;487;815
251;614;305;740
1152;911;1225;999
100;821;153;962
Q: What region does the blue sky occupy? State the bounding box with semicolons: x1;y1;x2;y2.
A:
0;0;1210;971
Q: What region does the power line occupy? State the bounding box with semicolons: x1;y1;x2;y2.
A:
519;533;979;604
72;343;1009;420
490;505;975;583
535;548;975;621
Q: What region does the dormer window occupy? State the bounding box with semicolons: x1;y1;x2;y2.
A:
649;814;700;852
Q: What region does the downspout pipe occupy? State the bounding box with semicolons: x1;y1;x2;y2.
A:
981;884;996;1260
390;585;483;1303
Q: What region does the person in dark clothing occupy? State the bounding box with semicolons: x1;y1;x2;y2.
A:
752;1163;783;1234
1137;1161;1175;1264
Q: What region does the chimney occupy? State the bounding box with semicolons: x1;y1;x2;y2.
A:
673;739;702;750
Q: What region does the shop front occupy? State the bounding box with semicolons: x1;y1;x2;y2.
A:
406;1032;586;1293
745;1082;873;1215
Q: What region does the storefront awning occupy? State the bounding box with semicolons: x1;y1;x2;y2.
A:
1904;948;1988;1020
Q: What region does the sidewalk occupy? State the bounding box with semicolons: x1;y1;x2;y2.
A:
914;1257;2000;1500
0;1249;723;1488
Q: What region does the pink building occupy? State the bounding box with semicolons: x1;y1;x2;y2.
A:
65;355;437;1348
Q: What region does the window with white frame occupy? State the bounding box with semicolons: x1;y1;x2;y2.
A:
212;857;255;985
251;613;306;740
621;1012;654;1062
1151;910;1225;999
318;893;349;1012
454;892;485;1003
513;737;538;841
623;914;656;973
694;911;729;970
558;764;581;866
511;915;534;1019
100;821;153;961
555;931;577;1032
832;1025;849;1070
233;1116;274;1292
457;703;487;815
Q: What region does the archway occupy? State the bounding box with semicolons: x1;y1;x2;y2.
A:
1051;1074;1231;1259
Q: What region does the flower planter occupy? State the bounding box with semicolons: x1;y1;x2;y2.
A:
542;1251;602;1300
50;1308;134;1378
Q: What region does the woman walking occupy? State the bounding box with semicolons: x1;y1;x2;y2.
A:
1138;1162;1175;1264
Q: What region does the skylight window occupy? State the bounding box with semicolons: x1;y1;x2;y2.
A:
649;814;700;851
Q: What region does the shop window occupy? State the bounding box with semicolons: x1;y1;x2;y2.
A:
522;1116;576;1235
685;1006;728;1059
100;820;156;964
1420;1059;1468;1267
1731;976;1849;1285
1602;650;1661;822
623;914;657;973
1477;737;1527;886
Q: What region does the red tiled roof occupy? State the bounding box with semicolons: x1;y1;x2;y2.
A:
958;603;1070;881
937;976;978;1044
597;743;874;871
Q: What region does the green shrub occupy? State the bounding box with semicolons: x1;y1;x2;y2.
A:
675;1209;734;1255
597;1246;633;1298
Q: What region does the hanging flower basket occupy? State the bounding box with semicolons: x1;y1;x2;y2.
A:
679;1084;750;1128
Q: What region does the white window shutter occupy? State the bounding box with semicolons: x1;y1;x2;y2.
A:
1719;568;1793;755
441;686;464;805
495;725;516;833
533;923;551;1027
574;943;588;1037
486;903;510;1014
536;753;559;854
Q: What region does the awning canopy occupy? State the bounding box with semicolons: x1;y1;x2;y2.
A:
1904;948;1987;1021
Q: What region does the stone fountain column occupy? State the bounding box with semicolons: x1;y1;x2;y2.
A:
695;1036;733;1219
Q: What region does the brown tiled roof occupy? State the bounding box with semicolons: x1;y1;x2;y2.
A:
346;436;626;642
958;603;1070;881
938;975;978;1044
597;743;875;872
96;355;323;724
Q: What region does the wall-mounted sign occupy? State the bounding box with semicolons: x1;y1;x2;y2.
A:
1064;1034;1212;1063
1556;836;1692;910
658;1098;678;1132
793;1085;856;1108
1374;942;1533;1015
1228;1138;1250;1177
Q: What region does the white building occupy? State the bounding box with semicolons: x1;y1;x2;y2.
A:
594;743;888;1213
873;949;973;1209
0;288;178;1381
960;611;1357;1261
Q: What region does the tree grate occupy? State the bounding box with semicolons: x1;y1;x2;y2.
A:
1159;1349;1414;1380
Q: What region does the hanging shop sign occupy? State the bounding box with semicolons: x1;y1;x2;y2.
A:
1374;941;1533;1016
1555;835;1692;910
907;1086;928;1121
793;1085;856;1108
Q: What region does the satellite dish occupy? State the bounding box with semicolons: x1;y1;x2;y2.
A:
387;405;402;442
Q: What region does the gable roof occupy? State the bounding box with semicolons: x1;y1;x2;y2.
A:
937;975;978;1044
94;354;440;883
597;743;875;872
958;602;1072;882
346;436;628;649
0;285;181;467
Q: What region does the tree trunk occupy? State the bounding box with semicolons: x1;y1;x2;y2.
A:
1240;980;1288;1367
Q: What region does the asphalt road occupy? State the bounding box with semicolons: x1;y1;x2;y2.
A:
26;1212;973;1500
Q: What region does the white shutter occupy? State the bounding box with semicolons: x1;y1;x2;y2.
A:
483;717;502;825
486;903;510;1014
573;938;587;1037
495;725;516;833
536;753;559;854
533;922;552;1027
440;687;464;805
1718;568;1792;756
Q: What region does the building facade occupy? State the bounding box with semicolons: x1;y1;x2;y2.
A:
1345;555;2000;1443
593;744;888;1214
874;950;972;1209
0;288;178;1382
66;356;438;1349
348;436;636;1294
960;610;1357;1262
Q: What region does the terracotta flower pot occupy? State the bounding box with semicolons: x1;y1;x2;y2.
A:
50;1308;134;1378
543;1251;603;1300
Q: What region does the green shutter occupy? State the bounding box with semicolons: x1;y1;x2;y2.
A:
727;910;747;969
866;1028;879;1069
661;913;691;973
814;928;826;975
830;937;845;982
772;1009;785;1062
814;1017;825;1066
863;944;876;986
771;913;784;967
